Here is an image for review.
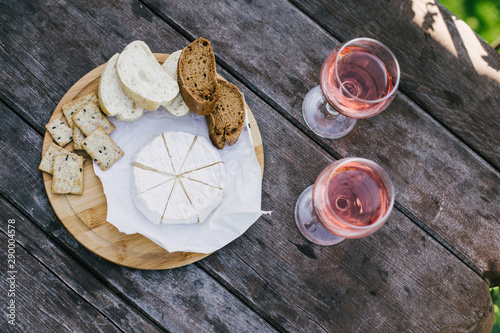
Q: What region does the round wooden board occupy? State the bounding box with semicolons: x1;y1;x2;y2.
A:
42;53;264;270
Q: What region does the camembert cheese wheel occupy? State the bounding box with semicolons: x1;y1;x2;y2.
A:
132;131;226;225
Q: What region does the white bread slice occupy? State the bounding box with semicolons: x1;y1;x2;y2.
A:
98;53;144;121
162;50;190;117
117;41;178;111
162;50;182;80
164;93;191;117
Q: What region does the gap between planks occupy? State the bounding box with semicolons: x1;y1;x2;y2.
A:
139;0;499;175
0;0;490;288
0;48;491;332
136;0;493;285
0;192;172;333
1;189;280;332
0;97;45;139
0;209;125;333
0;4;493;327
0;42;60;136
287;0;500;174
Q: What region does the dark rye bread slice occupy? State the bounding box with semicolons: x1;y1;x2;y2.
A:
206;79;245;150
177;38;220;116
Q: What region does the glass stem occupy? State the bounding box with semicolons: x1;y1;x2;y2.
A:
304;219;318;232
323;102;340;119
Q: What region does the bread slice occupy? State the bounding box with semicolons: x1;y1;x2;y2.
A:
164;92;191;117
52;153;84;195
206;80;246;149
45;118;73;147
116;41;178;111
83;127;124;171
177;38;220;116
162;50;182;80
72;101;116;136
98;53;144;121
162;50;191;117
39;143;67;174
62;92;98;128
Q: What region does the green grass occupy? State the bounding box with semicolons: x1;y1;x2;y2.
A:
492;287;500;333
439;0;500;49
437;1;500;331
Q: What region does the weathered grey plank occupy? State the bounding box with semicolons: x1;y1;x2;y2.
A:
0;0;188;133
0;44;59;135
0;0;496;331
0;231;122;333
198;68;495;332
290;0;500;170
0;100;276;332
142;0;500;284
0;68;494;331
4;0;498;285
0;196;164;333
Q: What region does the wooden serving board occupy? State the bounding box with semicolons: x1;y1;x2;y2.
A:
42;53;264;270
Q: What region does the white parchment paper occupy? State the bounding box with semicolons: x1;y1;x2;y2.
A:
93;107;264;253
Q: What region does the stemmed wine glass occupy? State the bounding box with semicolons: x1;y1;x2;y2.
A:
295;157;394;245
303;38;400;139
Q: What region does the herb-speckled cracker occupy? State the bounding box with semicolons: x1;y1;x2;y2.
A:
52;153;84;195
72;101;115;136
38;143;67;174
72;125;86;150
46;118;73;147
62;92;99;128
83;126;124;171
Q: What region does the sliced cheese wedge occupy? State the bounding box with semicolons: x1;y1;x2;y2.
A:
162;178;199;224
180;135;223;173
134;179;175;225
132;135;175;175
117;41;179;111
163;131;196;173
182;162;226;190
133;131;226;225
98;53;144;121
180;177;224;222
133;167;174;194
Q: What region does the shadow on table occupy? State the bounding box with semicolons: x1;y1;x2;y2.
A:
410;0;500;84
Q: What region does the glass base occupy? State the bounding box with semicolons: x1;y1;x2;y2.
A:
302;85;357;139
294;185;345;246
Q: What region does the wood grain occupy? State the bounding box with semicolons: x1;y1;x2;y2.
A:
142;0;500;285
200;67;496;332
41;54;264;269
290;0;500;170
0;0;188;133
0;233;122;332
0;3;277;330
0;197;163;332
0;101;276;333
2;59;494;332
0;0;496;331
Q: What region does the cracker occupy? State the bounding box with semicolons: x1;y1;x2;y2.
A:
45;117;73;147
51;153;84;195
83;127;124;171
72;124;86;150
62;92;99;128
38;143;66;174
72;101;116;136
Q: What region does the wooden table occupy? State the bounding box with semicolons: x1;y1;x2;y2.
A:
1;0;499;331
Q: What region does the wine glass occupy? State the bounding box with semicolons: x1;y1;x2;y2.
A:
303;38;400;139
295;157;394;245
